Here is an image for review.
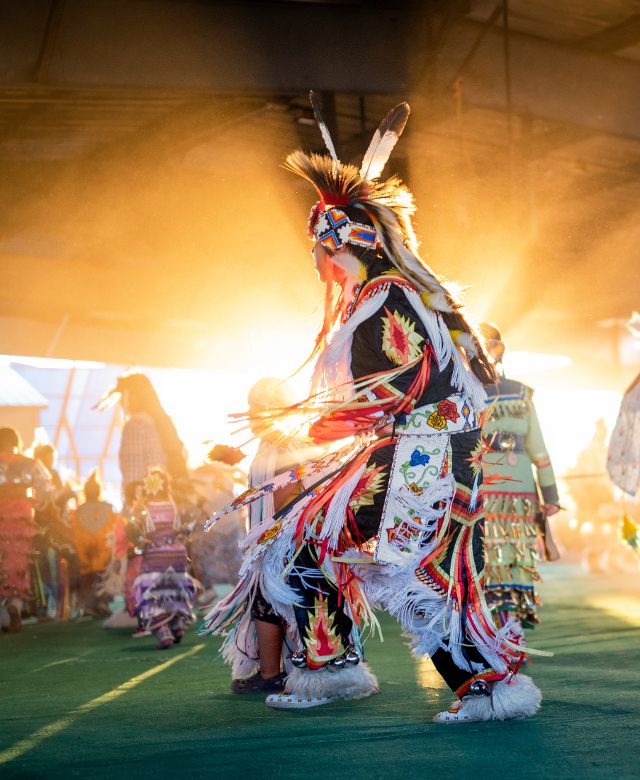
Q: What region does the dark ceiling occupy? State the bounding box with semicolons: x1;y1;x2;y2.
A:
1;0;639;385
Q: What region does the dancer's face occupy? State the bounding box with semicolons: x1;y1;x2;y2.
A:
486;340;505;364
313;241;353;286
313;241;334;283
248;403;279;442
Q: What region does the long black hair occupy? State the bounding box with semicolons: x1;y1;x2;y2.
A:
117;373;189;481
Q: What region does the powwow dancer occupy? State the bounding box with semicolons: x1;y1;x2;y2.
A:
479;323;560;633
207;378;318;694
607;312;640;556
0;428;53;633
202;94;543;722
189;443;247;595
130;468;200;649
69;471;120;617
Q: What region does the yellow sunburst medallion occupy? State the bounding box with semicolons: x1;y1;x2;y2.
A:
381;307;424;366
143;471;165;496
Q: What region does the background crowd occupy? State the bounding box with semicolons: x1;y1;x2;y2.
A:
1;363;637;644
0;372;248;637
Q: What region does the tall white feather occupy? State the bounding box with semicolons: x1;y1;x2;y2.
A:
309;90;338;162
360;102;410;181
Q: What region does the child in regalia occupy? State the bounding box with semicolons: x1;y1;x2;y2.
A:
131;468;200;649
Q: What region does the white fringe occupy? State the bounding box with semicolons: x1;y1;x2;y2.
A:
201;564;302;679
403;288;486;411
221;605;259;679
392;472;455;523
285;663;378;700
403;288;452;369
247;441;279;532
362;499;511;676
238;488;314;576
450;348;486;411
311;289;389;395
491;674;542;720
201;572;254;633
257;521;303;616
436;674;542;722
320;464;366;546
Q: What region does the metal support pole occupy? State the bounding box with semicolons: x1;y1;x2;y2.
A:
449;2;502;88
502;0;514;148
502;0;516;217
34;0;66;83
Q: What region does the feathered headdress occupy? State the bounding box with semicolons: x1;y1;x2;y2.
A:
286;95;457;309
286;92;496;385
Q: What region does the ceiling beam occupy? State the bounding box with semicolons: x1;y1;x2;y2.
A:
433;18;640;140
34;0;67;83
578;14;640;54
0;0;419;95
0;93;269;244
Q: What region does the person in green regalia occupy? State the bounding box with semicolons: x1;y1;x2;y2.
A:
479;323;560;635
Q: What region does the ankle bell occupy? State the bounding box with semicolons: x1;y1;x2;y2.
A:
290;650;307;668
466;680;491;697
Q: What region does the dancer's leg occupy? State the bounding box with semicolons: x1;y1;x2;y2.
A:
255;618;284;677
266;544;377;708
230;591;286;693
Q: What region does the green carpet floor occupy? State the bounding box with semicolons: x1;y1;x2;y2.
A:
1;564;638;779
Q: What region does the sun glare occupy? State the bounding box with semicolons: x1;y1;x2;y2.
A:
588;595;640;627
150;323;316;465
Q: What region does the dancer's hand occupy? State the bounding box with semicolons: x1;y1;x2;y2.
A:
540;507;561;561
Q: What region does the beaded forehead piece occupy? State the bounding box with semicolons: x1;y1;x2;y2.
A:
308;204;379;251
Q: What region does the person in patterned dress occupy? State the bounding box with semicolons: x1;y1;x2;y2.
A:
479;323;560;633
202;95;543;722
96;373;191;629
96;372;189;512
0;428;53;632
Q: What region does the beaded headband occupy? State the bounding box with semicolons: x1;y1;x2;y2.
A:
308;202;379;252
